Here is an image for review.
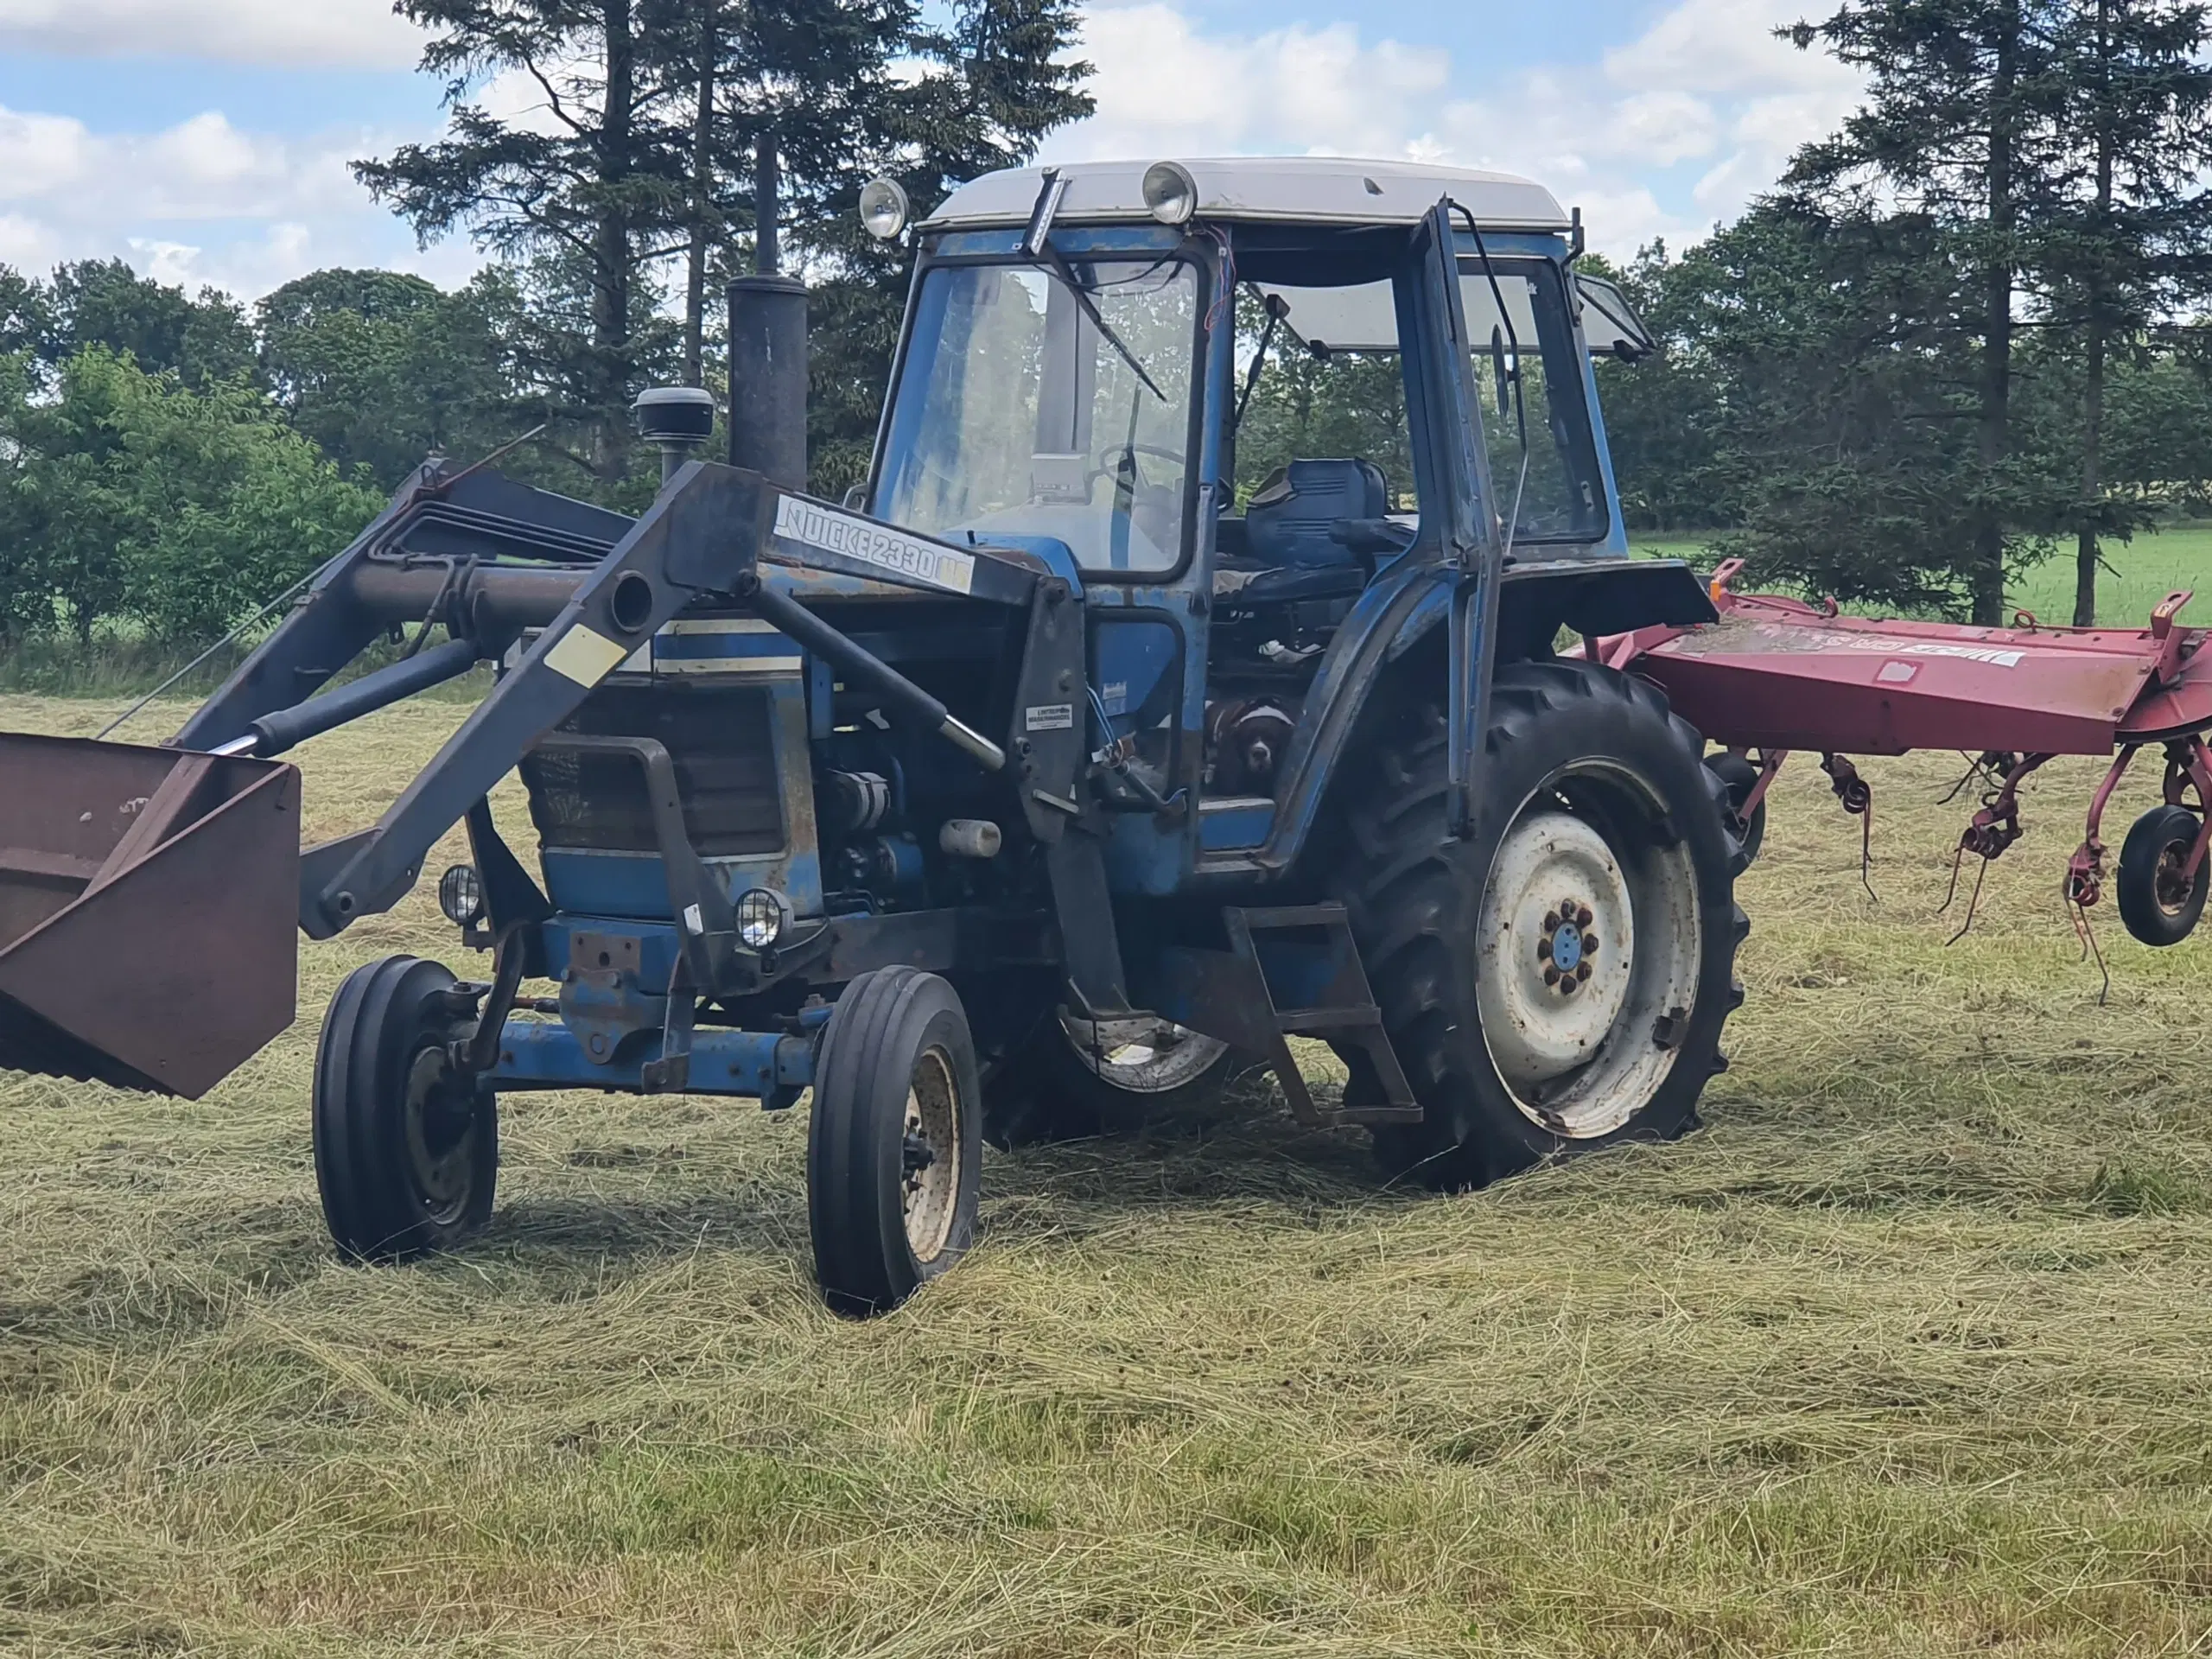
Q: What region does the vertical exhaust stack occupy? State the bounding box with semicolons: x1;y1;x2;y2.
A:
728;275;810;492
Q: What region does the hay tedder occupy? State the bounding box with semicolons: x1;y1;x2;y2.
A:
1;157;2204;1313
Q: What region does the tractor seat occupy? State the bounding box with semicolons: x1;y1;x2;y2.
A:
1244;459;1389;569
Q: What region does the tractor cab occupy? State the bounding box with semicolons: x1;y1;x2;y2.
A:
862;158;1647;886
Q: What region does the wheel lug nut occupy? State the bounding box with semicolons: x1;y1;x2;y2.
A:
1560;975;1579;995
1576;905;1593;927
1582;931;1599;955
1537;937;1553;962
1543;965;1560;986
1542;911;1560;932
1576;961;1592;981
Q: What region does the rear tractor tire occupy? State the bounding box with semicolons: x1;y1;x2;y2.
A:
1344;660;1748;1190
1704;751;1767;866
2117;803;2209;947
808;967;982;1316
982;1011;1242;1147
314;955;499;1261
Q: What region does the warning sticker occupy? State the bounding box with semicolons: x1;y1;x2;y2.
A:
1026;703;1076;732
773;496;975;595
544;625;631;688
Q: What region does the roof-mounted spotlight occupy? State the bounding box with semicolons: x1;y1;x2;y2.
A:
859;176;910;240
1141;161;1198;226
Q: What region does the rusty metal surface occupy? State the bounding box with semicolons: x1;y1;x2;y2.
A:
0;733;300;1097
1626;594;2178;756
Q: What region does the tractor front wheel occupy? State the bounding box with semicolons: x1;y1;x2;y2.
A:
1344;660;1748;1190
808;967;982;1316
313;955;498;1261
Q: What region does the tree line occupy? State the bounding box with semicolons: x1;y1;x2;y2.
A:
4;0;2211;646
1603;0;2212;624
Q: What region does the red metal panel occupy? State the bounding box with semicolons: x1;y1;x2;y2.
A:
1621;594;2184;757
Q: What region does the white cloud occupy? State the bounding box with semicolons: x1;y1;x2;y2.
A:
0;101;464;296
1049;0;1866;255
0;0;1870;301
0;0;423;67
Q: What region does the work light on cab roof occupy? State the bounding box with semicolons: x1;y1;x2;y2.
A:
859;177;908;240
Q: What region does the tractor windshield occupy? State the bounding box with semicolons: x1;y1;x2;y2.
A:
874;256;1201;576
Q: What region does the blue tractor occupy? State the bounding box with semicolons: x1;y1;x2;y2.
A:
0;158;1745;1313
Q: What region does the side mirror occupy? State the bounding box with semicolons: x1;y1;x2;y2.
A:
1574;273;1656;362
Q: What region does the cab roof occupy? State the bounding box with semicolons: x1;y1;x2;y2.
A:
920;157;1573;235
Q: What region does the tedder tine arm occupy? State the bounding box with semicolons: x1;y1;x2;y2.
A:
299;462;776;938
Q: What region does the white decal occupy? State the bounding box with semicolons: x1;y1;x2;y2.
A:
544;626;631;688
1027;703;1076;732
1897;641;2024;668
774;496;975;594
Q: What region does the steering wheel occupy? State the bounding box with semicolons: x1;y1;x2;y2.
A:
1089;443;1185;491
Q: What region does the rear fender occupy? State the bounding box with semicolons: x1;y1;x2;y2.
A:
1224;556;1714;877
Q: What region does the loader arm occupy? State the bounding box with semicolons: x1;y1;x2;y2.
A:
239;462;1064;941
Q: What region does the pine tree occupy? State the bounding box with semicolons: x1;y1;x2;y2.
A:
1786;0;2074;621
2040;0;2212;622
355;0;696;487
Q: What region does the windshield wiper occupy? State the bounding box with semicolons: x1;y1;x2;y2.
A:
1020;167;1165;403
1035;238;1166;403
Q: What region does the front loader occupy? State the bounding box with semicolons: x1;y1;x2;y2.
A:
0;159;1745;1313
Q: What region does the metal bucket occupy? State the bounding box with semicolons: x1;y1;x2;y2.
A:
0;734;300;1098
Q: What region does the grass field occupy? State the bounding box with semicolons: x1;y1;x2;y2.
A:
1635;523;2212;627
9;683;2212;1651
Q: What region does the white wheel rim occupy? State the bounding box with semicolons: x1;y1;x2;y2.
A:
1477;772;1704;1139
1058;1015;1228;1096
901;1046;962;1262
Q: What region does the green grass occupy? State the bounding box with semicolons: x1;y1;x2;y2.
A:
1633;522;2212;628
6;697;2212;1653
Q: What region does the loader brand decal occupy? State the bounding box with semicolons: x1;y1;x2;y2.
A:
773;496;976;595
544;625;632;688
1026;703;1075;732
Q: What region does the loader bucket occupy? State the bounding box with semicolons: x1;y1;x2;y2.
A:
0;733;300;1099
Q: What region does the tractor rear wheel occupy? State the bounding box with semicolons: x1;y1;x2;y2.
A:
1343;660;1748;1190
808;967;982;1316
314;955;498;1261
1704;752;1767;865
982;1012;1242;1147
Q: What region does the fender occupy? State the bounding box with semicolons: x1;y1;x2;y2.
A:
1198;555;1715;880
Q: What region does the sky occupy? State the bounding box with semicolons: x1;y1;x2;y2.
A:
0;0;1866;302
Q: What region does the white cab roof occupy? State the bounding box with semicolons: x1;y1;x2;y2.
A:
922;157;1572;234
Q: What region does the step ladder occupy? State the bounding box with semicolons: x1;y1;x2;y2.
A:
1156;903;1421;1130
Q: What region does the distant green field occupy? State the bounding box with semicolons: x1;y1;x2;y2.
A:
1633;524;2212;628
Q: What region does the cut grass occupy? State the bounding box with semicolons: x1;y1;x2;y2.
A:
5;696;2212;1653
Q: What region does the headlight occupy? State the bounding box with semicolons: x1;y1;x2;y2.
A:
438;863;485;927
736;888;791;950
1141;161;1198;226
859;176;909;240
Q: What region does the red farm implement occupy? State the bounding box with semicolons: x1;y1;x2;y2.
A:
1605;560;2212;958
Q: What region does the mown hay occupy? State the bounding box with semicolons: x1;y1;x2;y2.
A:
3;695;2211;1654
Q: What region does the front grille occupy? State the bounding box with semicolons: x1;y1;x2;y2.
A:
522;683;784;857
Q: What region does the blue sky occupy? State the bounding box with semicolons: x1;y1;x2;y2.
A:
0;0;1863;298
